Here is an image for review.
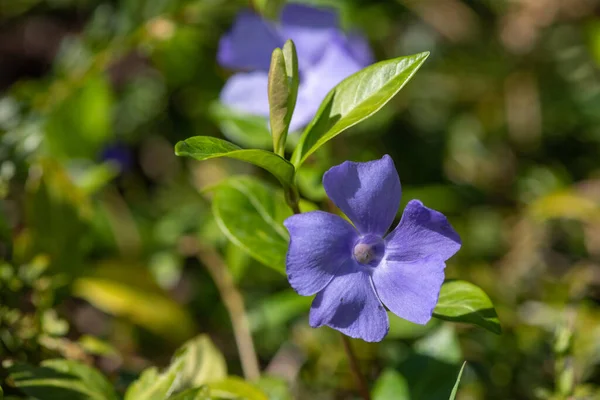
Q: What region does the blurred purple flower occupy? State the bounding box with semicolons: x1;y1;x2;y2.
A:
217;3;373;133
100;143;133;172
284;155;461;342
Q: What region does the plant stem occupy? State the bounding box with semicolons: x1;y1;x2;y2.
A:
285;184;301;214
196;243;261;381
341;334;371;400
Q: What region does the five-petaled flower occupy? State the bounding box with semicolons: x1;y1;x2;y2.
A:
217;3;373;133
284;155;461;342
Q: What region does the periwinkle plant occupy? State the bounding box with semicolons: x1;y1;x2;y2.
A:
175;4;499;397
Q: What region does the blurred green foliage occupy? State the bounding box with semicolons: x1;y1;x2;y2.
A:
1;0;600;399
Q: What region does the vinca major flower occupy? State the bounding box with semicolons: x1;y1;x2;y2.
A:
217;3;373;133
284;155;461;342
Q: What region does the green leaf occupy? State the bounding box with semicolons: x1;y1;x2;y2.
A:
209;103;272;149
249;289;312;332
45;73;113;160
207;377;268;400
372;369;410;400
125;365;182;400
73;261;196;343
211;176;290;273
433;280;501;334
175;136;295;188
167;388;209;400
8;359;118;400
449;362;467;400
268;40;299;155
171;335;227;389
126;335;226;400
291;52;429;167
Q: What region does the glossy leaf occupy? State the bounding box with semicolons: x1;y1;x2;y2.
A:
268;40;298;155
125;363;183;400
211;176;290;273
171;335;227;389
207;377;268;400
433;280;501;334
291;52;429;167
209;102;272;149
8;359;118;400
372;369;410;400
449;362;467;400
175;136;295;188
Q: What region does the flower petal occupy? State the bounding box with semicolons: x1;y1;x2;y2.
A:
279;4;339;66
323;155;401;236
217;11;282;71
284;211;358;296
373;255;445;325
385;200;461;262
290;39;364;132
345;32;374;66
309;267;389;342
219;71;270;117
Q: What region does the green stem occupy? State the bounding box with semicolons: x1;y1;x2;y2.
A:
341;334;371;400
196;243;261;381
284;183;301;214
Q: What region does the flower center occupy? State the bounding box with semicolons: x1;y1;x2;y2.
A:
352;234;385;267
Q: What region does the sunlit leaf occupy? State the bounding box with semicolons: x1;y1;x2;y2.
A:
528;190;600;222
126;334;226;400
268;40;299;154
167;388;209;400
125;363;183;400
207;377;268;400
8;359;118;400
433;280;501;334
175;136;295;188
449;362;467;400
211;176;290;273
172;335;227;389
372;369;410;400
73;262;196;342
291;52;429;167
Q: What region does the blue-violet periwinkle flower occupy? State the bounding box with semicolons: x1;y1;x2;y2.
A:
217;3;373;133
284;155;461;342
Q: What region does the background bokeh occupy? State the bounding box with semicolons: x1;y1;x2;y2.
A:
2;0;600;399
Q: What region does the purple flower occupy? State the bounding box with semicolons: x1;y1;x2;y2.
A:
284;155;461;342
217;3;373;133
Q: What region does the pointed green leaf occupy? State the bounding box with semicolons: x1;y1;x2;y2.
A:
8;359;118;400
449;362;467;400
433;280;501;334
171;335;227;389
268;40;298;155
175;136;295;188
372;369;410;400
291;52;429;167
125;358;185;400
